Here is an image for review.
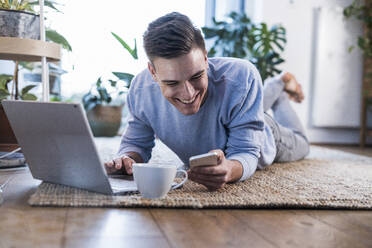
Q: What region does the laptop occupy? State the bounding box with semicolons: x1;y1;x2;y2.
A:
2;100;138;195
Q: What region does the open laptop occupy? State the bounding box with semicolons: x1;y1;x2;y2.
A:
2;100;138;195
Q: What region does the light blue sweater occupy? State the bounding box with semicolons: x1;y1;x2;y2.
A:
118;57;276;181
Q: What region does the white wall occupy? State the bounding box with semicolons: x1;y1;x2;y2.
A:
251;0;372;144
0;60;14;75
48;0;206;97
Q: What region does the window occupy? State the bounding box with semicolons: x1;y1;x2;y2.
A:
48;1;206;96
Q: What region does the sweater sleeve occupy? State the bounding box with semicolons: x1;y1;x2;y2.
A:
224;64;265;181
117;82;155;162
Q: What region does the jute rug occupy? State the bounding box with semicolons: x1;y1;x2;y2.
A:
28;138;372;209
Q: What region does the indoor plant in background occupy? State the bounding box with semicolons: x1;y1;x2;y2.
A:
344;0;372;104
343;0;372;146
0;0;72;102
202;11;287;82
0;0;72;151
82;33;136;137
0;0;40;39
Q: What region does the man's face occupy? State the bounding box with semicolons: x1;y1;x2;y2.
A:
148;48;209;115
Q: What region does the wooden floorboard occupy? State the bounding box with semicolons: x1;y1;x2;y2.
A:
316;145;372;158
0;146;371;247
228;210;370;248
150;209;276;248
304;210;372;247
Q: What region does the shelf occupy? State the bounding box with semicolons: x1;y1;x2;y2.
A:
0;37;61;62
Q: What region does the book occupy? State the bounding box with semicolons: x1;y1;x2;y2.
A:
0;151;26;170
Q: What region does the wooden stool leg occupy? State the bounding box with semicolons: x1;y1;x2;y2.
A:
360;97;367;148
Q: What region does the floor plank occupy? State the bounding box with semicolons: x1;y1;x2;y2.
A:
63;236;170;248
64;208;164;238
317;145;372;158
304;210;372;247
62;208;170;248
150;209;276;248
228;210;370;248
0;145;371;248
0;208;67;248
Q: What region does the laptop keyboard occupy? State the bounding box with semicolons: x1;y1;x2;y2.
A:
108;178;138;192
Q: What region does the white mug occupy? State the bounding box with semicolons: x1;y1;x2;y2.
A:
132;163;188;199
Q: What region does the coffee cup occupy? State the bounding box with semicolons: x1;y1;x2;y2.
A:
132;163;187;199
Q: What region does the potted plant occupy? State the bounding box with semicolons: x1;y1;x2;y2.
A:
202;11;287;82
0;1;68;41
0;0;72;102
82;33;136;137
0;0;40;39
0;0;72;150
343;0;372;146
0;0;72;99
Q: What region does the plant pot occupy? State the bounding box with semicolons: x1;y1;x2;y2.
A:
0;103;19;151
86;105;123;137
0;9;40;39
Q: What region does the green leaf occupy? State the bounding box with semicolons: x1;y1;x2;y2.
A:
273;40;284;51
21;93;37;101
21;85;37;95
43;0;61;12
112;72;134;85
97;87;110;103
365;72;372;78
50;96;61;102
0;74;13;91
109;80;117;87
96;77;102;87
84;101;97;111
18;61;34;71
202;10;287;82
111;32;138;59
29;0;61;12
82;93;99;111
202;27;219;38
0;89;10;99
46;29;72;51
0;74;13;82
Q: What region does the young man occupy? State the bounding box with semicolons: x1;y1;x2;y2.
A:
105;12;309;190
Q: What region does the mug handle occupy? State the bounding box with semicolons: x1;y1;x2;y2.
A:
171;169;188;190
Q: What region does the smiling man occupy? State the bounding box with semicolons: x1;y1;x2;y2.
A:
104;12;310;190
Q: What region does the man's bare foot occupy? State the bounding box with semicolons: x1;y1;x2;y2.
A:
281;72;304;103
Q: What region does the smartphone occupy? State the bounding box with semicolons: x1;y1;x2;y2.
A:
189;152;218;168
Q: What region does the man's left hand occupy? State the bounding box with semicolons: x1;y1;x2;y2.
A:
188;149;243;191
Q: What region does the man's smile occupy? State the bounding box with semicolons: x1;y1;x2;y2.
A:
177;93;198;105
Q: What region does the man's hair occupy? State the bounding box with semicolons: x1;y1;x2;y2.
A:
143;12;205;61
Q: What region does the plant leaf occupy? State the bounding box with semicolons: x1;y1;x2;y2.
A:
0;74;13;92
46;29;72;51
82;93;98;111
97;87;110;103
18;61;34;71
21;93;37;101
96;77;102;87
0;89;10;99
109;80;117;87
29;0;61;12
111;32;138;59
112;72;134;86
21;85;37;95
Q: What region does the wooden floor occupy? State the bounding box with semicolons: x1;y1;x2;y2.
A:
0;145;371;248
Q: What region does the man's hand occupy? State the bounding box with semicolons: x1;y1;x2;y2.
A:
104;155;135;175
188;149;243;191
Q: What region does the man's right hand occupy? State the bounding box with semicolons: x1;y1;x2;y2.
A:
104;155;135;175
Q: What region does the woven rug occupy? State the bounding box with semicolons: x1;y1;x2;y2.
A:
28;138;372;209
